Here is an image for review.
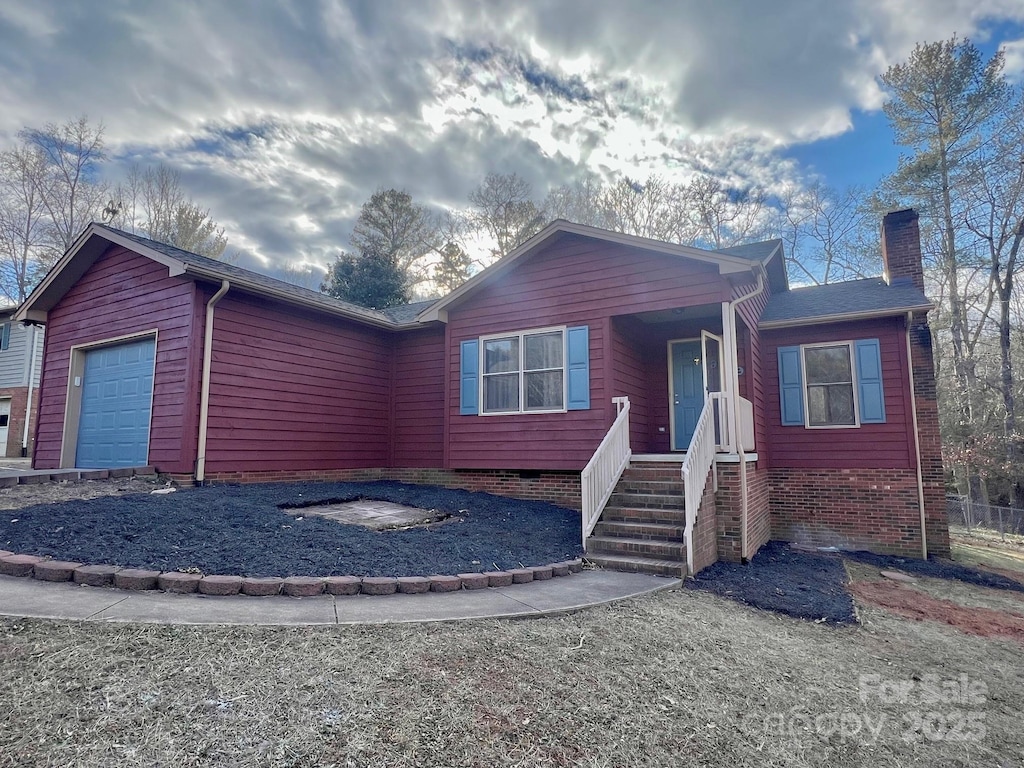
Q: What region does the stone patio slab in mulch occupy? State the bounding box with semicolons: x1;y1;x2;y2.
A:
289;500;452;530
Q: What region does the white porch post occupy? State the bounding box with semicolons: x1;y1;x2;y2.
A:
720;303;739;453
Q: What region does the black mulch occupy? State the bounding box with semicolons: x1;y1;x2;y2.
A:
843;549;1024;593
0;481;584;578
684;541;858;624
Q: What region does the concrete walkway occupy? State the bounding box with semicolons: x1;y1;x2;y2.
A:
0;570;680;626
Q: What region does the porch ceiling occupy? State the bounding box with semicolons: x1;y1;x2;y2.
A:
632;302;723;325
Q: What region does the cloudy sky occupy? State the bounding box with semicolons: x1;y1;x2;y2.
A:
1;0;1023;277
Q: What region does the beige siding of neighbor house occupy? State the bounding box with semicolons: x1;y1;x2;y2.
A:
0;321;43;389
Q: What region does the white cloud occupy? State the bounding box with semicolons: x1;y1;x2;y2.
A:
0;0;1021;272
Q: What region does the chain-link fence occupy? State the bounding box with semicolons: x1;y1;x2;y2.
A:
947;494;1024;539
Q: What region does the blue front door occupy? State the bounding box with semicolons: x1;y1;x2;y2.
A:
76;338;156;468
671;340;705;450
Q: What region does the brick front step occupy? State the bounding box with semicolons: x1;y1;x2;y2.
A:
586;554;686;578
612;479;684;496
609;492;686;510
601;506;687;526
620;468;684;481
586;535;685;560
593;520;686;541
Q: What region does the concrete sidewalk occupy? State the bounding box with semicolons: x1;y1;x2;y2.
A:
0;570;680;626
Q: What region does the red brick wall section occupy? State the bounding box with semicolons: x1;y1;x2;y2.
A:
908;310;950;556
0;387;38;458
714;461;770;563
178;467;583;512
769;467;925;556
691;465;719;574
881;209;925;291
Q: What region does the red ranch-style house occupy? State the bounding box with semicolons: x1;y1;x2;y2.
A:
13;209;949;576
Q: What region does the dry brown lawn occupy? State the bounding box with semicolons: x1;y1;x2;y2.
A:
2;582;1022;767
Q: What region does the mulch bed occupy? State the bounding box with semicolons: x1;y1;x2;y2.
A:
0;481;583;578
684;541;857;624
843;549;1024;593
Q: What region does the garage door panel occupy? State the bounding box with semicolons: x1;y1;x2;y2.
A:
76;337;156;468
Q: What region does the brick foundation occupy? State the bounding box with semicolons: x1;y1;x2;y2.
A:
0;387;38;458
171;466;583;511
769;467;926;556
715;462;770;563
691;465;719;573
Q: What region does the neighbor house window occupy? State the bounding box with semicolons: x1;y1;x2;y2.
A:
482;327;565;414
777;338;886;429
803;343;856;427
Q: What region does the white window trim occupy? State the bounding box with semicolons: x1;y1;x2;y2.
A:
800;340;861;430
479;325;568;416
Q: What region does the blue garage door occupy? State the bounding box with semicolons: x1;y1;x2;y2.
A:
76;337;156;468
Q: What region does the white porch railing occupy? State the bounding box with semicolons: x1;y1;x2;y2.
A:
580;396;631;546
710;391;754;453
681;396;719;575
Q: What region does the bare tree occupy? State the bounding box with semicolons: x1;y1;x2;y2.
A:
0;145;50;302
111;164;228;259
468;173;546;260
779;182;879;285
18;116;109;260
683;174;769;249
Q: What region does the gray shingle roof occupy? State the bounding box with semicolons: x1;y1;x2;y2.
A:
760;277;931;327
380;299;438;324
95;224;416;327
715;239;782;262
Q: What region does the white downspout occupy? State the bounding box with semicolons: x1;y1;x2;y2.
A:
726;267;767;562
22;325;38;457
906;312;929;559
195;280;230;484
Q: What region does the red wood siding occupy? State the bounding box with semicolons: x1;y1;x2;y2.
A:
762;317;914;469
390;327;446;467
611;317;649;450
734;278;770;453
203;291;391;472
34;245;199;472
446;235;729;469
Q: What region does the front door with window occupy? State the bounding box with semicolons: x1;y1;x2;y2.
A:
670;340;705;450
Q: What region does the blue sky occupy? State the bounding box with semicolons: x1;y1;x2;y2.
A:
0;1;1022;276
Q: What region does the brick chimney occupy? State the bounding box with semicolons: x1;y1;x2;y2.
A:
881;208;924;291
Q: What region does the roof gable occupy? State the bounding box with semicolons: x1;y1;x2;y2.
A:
15;224;437;329
418;220;781;322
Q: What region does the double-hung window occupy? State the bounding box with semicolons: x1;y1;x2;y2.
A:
482;327;565;414
803;343;856;427
778;338;886;429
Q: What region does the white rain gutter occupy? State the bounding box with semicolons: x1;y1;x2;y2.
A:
21;325;38;457
906;312;928;559
195;280;230;484
726;267;766;562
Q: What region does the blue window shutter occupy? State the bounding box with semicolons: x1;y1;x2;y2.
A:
855;338;886;423
778;346;804;426
0;323;9;352
459;339;479;415
566;325;590;411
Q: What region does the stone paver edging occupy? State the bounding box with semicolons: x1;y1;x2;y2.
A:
0;549;584;597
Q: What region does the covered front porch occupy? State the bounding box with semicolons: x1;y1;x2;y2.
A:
608;301;755;457
580;298;763;576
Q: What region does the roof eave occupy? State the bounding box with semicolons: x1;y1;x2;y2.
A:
758;303;934;330
179;264;399;330
14;223;188;324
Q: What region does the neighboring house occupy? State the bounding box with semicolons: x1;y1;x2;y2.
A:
0;307;43;458
14;209;948;575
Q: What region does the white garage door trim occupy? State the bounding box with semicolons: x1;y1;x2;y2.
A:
60;330;160;469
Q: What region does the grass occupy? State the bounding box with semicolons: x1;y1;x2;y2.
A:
2;586;1022;767
950;526;1024;579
